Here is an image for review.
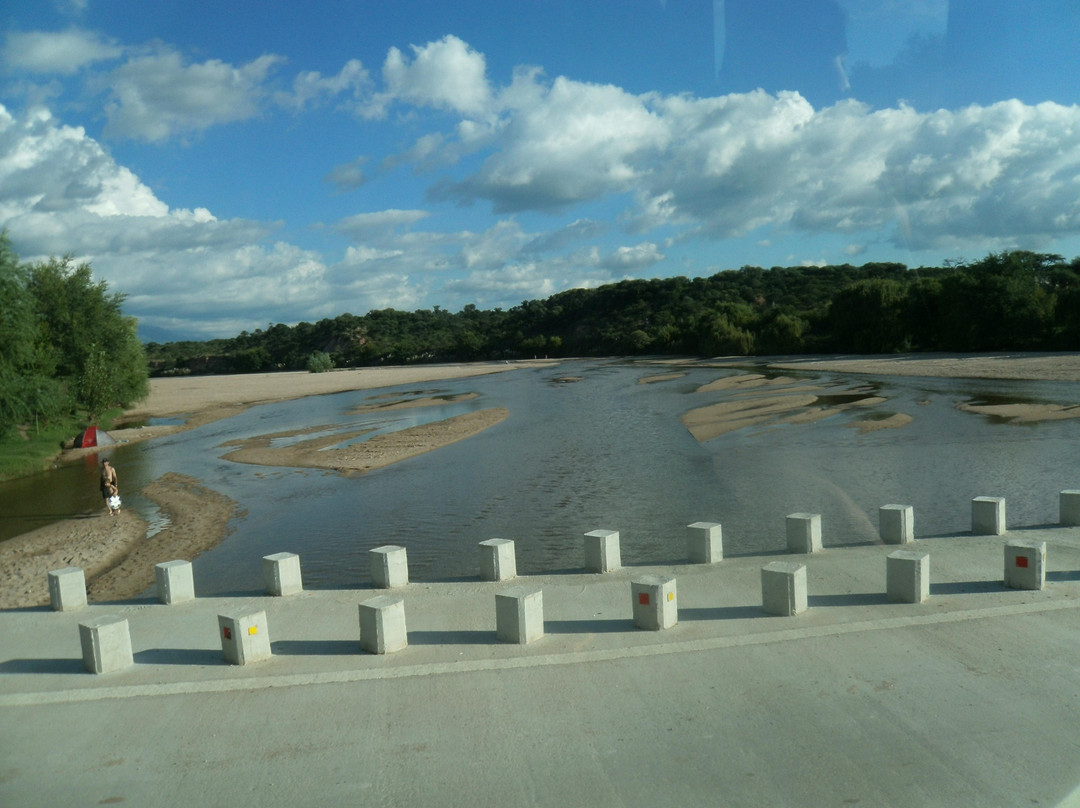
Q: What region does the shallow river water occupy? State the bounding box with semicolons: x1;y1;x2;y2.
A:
3;359;1079;594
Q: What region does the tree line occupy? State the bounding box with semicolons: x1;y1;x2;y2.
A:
0;233;148;441
147;250;1080;375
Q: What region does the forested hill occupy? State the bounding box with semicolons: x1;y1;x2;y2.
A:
147;251;1080;375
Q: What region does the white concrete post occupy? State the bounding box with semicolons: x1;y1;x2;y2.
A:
632;576;678;630
1004;540;1045;591
761;561;808;616
786;513;822;554
218;609;271;665
48;566;87;612
263;552;303;596
370;545;409;589
155;560;195;605
687;522;723;564
1060;490;1080;526
78;615;133;674
358;595;408;654
584;529;621;573
886;550;930;604
479;539;517;582
879;505;915;545
495;587;544;644
972;496;1006;535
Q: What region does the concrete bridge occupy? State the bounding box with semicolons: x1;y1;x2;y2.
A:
3;493;1080;807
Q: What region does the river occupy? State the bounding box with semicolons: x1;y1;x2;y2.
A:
2;359;1078;594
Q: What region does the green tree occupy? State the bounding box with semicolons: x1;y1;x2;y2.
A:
27;255;148;415
0;234;69;436
78;344;116;421
828;279;907;353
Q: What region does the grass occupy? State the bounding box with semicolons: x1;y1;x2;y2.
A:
0;407;126;482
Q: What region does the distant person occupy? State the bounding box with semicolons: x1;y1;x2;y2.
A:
100;459;120;516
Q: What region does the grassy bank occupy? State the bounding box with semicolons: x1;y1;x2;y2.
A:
0;408;124;482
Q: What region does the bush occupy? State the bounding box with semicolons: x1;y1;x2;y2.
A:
306;351;334;373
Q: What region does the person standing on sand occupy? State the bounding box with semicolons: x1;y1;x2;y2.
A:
100;459;120;516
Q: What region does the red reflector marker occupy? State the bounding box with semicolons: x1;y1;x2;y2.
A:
638;593;650;605
1016;556;1029;568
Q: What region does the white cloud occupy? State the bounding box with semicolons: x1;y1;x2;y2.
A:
100;47;283;141
597;242;664;271
335;209;431;238
324;156;370;191
438;74;668;212
276;59;372;111
400;51;1080;251
381;35;492;117
2;29;121;75
0;104;166;220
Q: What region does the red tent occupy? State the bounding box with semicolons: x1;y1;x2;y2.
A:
75;426;116;448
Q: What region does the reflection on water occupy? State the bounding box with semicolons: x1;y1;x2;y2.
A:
2;359;1078;596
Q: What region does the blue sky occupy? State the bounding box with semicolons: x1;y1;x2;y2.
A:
2;0;1079;340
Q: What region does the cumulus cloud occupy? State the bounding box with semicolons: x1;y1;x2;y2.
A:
100;47;284;141
2;29;121;74
390;45;1080;250
381;35;492;117
0;103;341;338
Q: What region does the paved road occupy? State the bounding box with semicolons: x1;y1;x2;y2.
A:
3;528;1080;807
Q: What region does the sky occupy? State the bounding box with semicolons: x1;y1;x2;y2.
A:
1;0;1079;341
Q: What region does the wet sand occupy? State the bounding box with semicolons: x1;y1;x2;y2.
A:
0;473;238;609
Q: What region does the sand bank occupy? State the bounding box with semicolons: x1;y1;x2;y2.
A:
763;352;1080;383
0;473;238;609
124;361;551;423
680;372;892;441
222;407;510;474
677;354;1080;441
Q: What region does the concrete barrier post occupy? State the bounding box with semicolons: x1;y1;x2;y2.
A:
48;566;87;612
218;609;271;665
972;496;1006;535
79;615;133;674
786;513;822;554
370;545;409;588
495;587;544;644
879;505;915;544
263;552;303;596
359;596;408;654
761;561;807;616
631;576;678;630
479;539;517;582
1004;540;1045;591
155;560;195;605
1060;490;1080;526
687;522;723;564
886;550;930;603
584;529;621;573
